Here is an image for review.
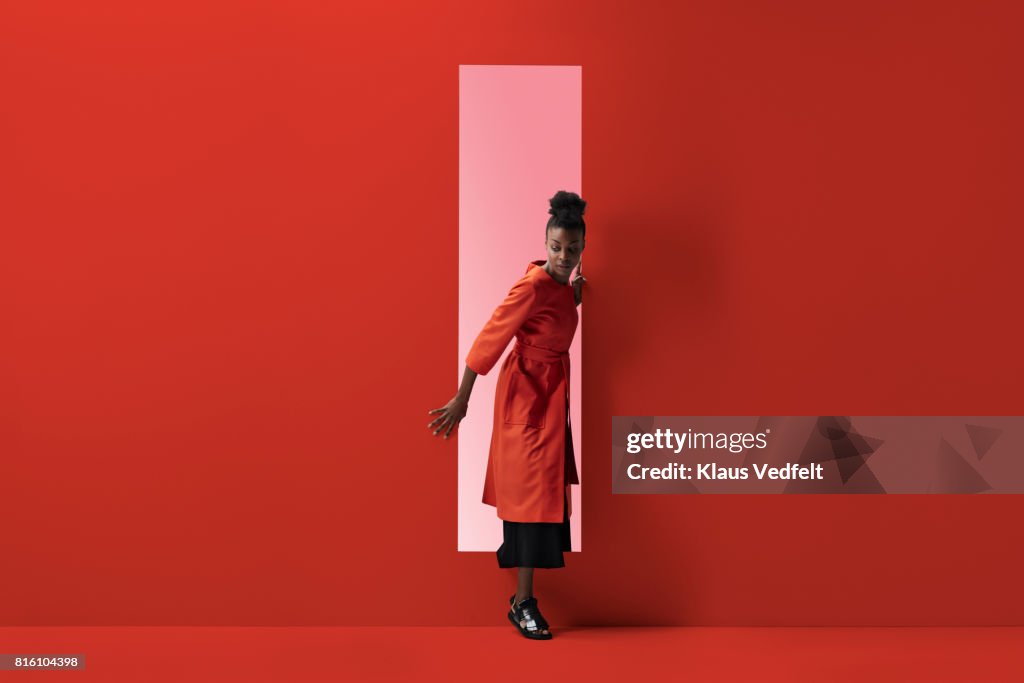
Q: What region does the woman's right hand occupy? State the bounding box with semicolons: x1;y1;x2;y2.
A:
427;395;468;439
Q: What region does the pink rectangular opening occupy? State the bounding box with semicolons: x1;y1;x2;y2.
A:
458;65;582;552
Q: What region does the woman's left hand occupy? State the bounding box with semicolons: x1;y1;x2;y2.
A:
571;261;586;306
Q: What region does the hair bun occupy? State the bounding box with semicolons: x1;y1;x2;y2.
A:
547;190;587;227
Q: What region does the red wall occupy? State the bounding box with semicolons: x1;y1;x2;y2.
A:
2;1;1022;626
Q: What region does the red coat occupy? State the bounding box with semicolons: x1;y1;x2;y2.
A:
466;260;580;523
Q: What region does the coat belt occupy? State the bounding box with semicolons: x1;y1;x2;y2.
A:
512;341;571;413
513;340;568;364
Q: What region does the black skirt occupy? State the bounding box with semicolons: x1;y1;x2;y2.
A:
496;490;570;568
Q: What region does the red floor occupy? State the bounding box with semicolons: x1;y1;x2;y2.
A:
1;627;1022;681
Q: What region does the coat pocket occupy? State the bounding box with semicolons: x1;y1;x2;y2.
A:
504;369;548;429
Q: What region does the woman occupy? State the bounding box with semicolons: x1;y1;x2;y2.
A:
428;190;587;640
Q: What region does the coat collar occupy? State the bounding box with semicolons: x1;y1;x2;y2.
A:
528;260;571;287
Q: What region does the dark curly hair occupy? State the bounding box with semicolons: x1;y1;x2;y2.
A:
545;190;587;237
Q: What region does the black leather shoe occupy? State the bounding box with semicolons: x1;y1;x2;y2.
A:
508;595;553;640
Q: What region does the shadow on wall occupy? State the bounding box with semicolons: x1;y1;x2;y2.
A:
563;189;735;625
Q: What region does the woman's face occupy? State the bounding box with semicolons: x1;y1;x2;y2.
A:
544;226;585;282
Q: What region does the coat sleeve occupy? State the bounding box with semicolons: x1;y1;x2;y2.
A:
465;276;538;376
